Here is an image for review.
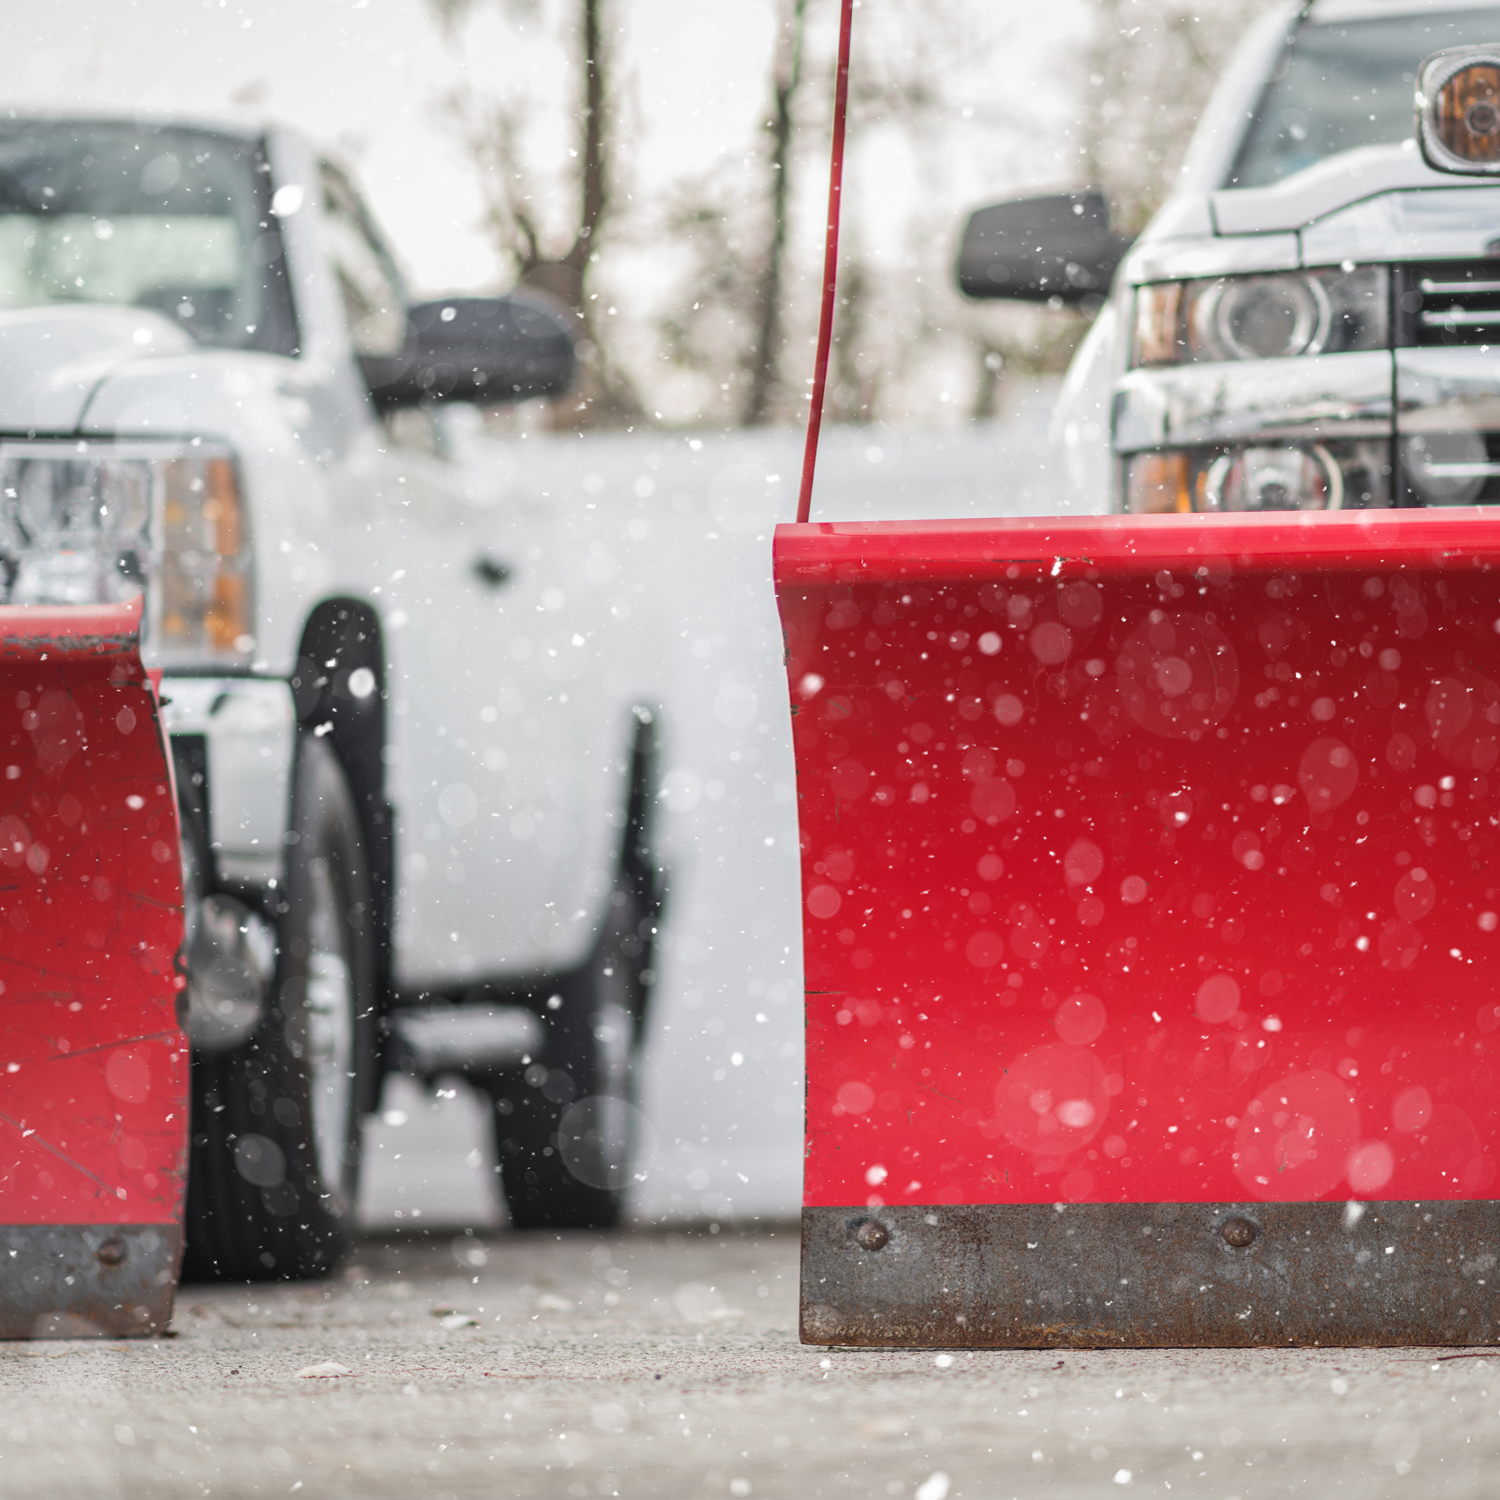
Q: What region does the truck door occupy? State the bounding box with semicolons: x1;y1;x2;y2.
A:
315;169;623;990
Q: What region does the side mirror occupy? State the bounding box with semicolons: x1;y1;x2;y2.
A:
1417;45;1500;175
956;189;1132;306
361;294;577;412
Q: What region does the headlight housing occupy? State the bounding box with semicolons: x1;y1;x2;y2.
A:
1133;267;1388;367
1127;441;1391;514
0;442;252;665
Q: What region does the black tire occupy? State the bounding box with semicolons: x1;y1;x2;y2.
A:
486;881;654;1230
182;734;380;1281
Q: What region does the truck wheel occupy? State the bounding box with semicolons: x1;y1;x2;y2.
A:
487;882;652;1230
182;735;379;1281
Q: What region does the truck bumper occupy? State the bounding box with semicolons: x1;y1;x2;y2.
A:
161;677;296;892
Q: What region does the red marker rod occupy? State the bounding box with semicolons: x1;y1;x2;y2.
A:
795;0;854;525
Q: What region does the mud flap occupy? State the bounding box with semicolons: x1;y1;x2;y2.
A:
0;600;186;1337
777;510;1500;1347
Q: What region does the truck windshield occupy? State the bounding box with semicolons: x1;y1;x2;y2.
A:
0;120;296;354
1230;8;1500;189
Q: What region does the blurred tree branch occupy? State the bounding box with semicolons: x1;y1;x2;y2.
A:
432;0;643;427
744;0;809;427
659;0;1018;429
1082;0;1261;232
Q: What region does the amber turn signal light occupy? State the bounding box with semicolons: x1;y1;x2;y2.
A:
1126;453;1193;514
1418;46;1500;175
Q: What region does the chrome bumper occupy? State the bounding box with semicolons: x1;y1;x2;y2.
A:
1112;352;1393;454
161;677;295;889
1396;348;1500;503
1399;346;1500;431
1114;345;1500;507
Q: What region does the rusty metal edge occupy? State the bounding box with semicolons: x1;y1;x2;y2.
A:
0;598;143;653
801;1202;1500;1348
0;633;139;657
0;1223;182;1339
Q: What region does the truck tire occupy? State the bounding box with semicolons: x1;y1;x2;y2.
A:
487;881;653;1230
182;734;379;1281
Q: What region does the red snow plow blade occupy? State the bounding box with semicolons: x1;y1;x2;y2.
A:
0;598;186;1338
777;508;1500;1347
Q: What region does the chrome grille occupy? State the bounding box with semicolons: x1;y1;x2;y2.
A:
1403;430;1500;505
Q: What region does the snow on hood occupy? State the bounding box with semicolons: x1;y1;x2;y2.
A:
1210;141;1467;236
0;306;192;435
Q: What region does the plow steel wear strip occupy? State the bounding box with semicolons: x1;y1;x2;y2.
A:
802;1202;1500;1348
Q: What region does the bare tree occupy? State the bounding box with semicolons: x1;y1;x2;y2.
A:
959;0;1264;408
1082;0;1263;231
819;2;1044;424
434;0;643;427
825;252;882;423
658;0;1016;429
743;0;810;426
652;165;759;428
650;0;816;431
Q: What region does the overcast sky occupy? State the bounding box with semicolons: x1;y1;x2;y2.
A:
3;0;1086;300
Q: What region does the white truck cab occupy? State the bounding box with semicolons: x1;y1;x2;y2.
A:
0;113;664;1277
959;0;1500;517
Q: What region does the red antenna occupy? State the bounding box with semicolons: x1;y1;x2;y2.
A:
795;0;855;525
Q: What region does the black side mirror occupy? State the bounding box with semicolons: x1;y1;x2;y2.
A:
361;294;577;412
956;189;1132;306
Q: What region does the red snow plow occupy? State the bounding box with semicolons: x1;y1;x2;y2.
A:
776;16;1500;1345
0;598;185;1338
778;512;1500;1347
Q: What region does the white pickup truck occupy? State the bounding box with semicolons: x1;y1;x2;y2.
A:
960;0;1500;517
0;114;666;1278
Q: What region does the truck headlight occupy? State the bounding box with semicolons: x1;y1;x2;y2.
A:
1127;441;1390;514
1201;444;1342;511
0;443;252;664
1133;267;1387;367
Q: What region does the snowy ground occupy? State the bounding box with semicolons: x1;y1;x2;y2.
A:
362;392;1067;1232
1;1226;1492;1498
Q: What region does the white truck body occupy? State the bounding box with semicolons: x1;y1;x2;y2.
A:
1041;0;1500;516
0;115;651;991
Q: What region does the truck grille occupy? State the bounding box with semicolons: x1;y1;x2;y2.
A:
1403;429;1500;505
1398;262;1500;348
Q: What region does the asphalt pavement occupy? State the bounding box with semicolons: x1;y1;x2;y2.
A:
3;1217;1500;1498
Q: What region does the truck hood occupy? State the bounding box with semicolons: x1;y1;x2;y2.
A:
1124;142;1500;283
1209;142;1473;236
0;306;192;435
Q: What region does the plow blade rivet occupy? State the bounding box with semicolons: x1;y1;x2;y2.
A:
95;1239;127;1268
852;1220;889;1252
1221;1217;1257;1249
